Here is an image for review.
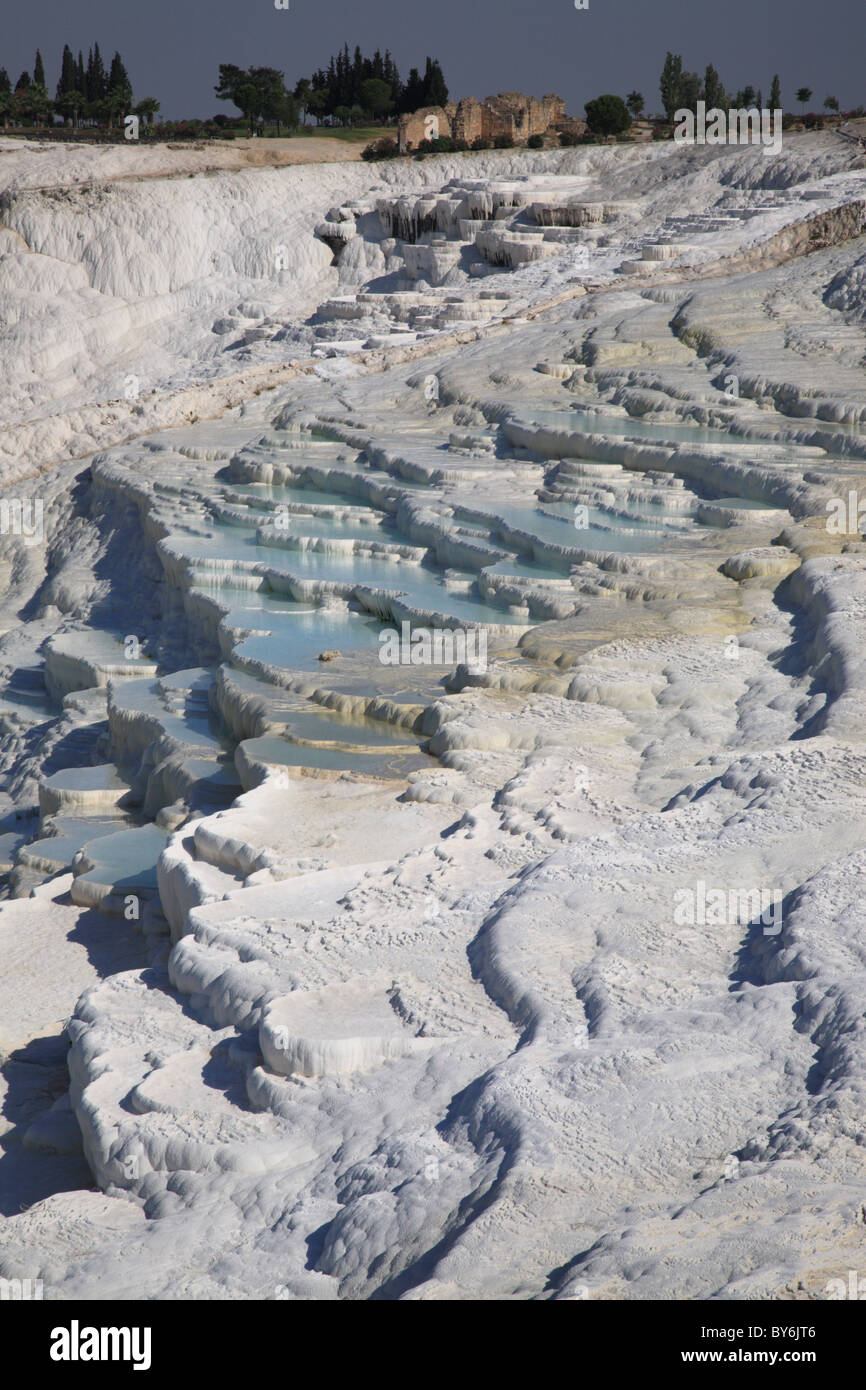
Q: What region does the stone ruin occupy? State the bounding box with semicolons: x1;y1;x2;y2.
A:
397;91;582;154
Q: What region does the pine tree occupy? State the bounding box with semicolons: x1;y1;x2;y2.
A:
33;50;45;87
13;64;52;125
626;91;644;120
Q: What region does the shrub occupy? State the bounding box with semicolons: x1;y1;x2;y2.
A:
471;136;491;150
362;135;400;161
527;133;544;149
493;133;513;148
558;129;580;147
452;138;469;151
430;135;453;153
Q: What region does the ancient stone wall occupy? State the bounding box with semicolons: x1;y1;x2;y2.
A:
397;107;452;154
480;92;567;141
452;98;484;146
399;91;569;151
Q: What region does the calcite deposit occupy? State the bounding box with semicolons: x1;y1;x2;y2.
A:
1;127;866;1301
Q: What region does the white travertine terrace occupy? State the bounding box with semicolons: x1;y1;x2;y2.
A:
261;980;431;1078
1;129;866;1300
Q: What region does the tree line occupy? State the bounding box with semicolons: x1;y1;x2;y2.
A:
0;40;448;138
657;55;842;121
305;47;447;124
216;48;449;132
576;67;852;143
578;62;854;144
1;41;853;141
0;44;159;131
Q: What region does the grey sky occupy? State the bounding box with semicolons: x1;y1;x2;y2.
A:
0;0;860;120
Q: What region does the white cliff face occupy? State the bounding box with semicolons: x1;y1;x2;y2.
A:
2;129;866;1300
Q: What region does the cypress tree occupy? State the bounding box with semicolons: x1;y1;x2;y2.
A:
0;68;11;95
33;50;45;87
90;43;107;101
327;53;338;112
57;44;76;96
769;73;781;110
302;46;433;120
383;50;401;103
108;51;132;98
106;51;132;127
659;51;683;121
56;44;77;124
422;57;448;108
703;64;724;111
75;52;85;123
400;67;424;114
